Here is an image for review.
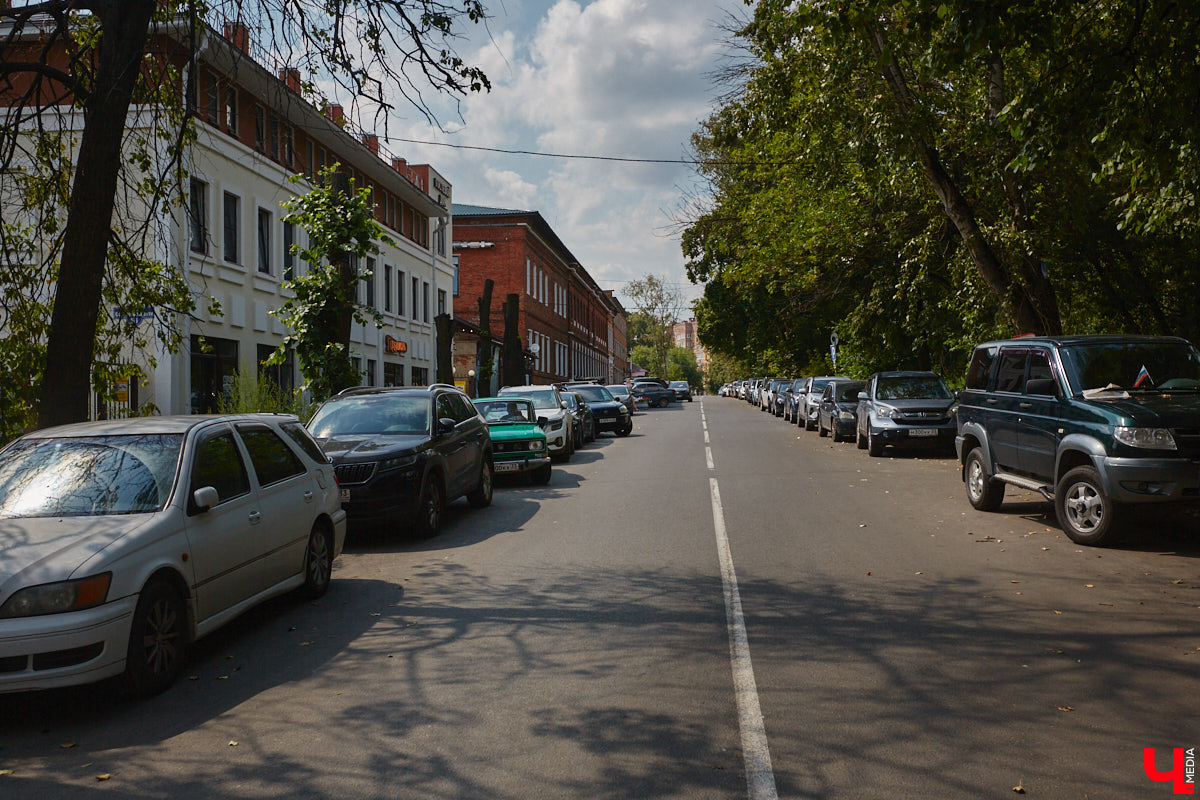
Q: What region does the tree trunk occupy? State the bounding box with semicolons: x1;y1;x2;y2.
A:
863;21;1059;336
501;294;525;387
476;278;493;395
330;170;356;381
434;313;453;384
38;0;158;429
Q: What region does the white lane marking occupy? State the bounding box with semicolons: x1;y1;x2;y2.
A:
704;430;710;444
706;446;715;470
710;478;778;800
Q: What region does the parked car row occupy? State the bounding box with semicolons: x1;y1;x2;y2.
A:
721;334;1200;549
0;378;655;696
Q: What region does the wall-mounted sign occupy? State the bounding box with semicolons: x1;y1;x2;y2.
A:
385;335;408;354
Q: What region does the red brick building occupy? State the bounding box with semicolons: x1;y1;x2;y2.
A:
452;205;625;386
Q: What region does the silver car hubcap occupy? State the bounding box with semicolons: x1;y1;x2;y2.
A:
309;533;329;586
143;599;180;676
968;460;984;500
1065;482;1103;531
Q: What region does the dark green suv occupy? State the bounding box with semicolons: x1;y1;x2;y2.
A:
956;335;1200;546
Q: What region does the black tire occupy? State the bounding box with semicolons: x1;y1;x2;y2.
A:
965;447;1005;511
688;397;693;402
617;419;632;437
122;578;187;697
467;459;494;508
413;474;444;539
818;415;828;437
804;413;816;431
1055;466;1122;546
856;428;867;449
531;462;552;485
867;428;884;457
300;523;333;599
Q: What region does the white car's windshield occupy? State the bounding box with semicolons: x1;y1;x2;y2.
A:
0;434;183;517
504;389;560;410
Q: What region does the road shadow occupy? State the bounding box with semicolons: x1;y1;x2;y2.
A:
2;560;1191;798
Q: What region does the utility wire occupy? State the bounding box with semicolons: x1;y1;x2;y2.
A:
383;135;775;167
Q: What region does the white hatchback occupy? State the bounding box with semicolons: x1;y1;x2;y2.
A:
0;415;346;695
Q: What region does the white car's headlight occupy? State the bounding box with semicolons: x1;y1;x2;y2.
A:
1114;427;1176;450
877;406;898;418
0;573;112;619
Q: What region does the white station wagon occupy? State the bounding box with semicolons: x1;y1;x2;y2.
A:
0;415;346;695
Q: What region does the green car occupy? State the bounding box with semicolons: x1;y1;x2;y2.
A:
473;397;552;484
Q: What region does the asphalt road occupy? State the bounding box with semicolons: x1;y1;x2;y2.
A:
1;397;1198;799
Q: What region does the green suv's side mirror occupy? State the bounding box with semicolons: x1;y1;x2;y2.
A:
1025;378;1060;397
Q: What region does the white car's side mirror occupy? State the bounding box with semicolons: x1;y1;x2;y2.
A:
193;485;219;512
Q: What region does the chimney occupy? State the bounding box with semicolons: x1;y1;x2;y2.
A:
223;22;250;54
364;133;380;155
391;157;407;172
279;68;301;94
325;104;344;127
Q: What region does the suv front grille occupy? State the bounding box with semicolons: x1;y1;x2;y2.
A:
334;462;377;485
1174;428;1200;458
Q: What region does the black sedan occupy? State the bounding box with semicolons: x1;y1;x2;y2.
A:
564;384;633;436
817;379;867;442
631;383;675;408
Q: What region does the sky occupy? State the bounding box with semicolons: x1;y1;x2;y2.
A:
374;0;746;311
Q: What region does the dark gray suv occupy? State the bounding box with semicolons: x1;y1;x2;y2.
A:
956;335;1200;546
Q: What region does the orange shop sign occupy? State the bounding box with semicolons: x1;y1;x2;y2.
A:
384;336;408;354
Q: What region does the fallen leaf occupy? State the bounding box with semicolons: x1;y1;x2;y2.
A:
1042;547;1050;551
1099;603;1114;607
188;675;199;681
915;572;923;575
217;675;229;680
1010;580;1021;584
300;641;314;646
0;769;14;776
60;742;76;749
1084;584;1094;588
858;523;867;528
95;774;111;782
1045;648;1064;654
370;612;381;617
1054;610;1063;615
1172;579;1185;585
228;741;238;747
1056;705;1075;712
866;572;872;576
1012;782;1026;794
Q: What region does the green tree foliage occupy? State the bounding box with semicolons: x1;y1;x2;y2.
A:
622;275;684;379
0;0;491;431
268;166;387;404
666;347;703;387
684;0;1200;382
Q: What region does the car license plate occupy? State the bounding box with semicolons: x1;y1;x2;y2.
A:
909;428;938;437
340;488;350;502
600;417;616;423
495;462;521;473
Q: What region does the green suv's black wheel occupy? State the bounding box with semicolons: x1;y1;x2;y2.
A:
300;523;333;598
467;459;494;508
122;579;187;696
965;447;1005;511
1055;466;1122;546
414;475;444;539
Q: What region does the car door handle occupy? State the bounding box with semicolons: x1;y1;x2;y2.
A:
1019;402;1033;410
986;398;998;404
248;511;262;525
303;490;314;503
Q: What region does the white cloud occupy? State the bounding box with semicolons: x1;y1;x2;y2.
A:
380;0;739;306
